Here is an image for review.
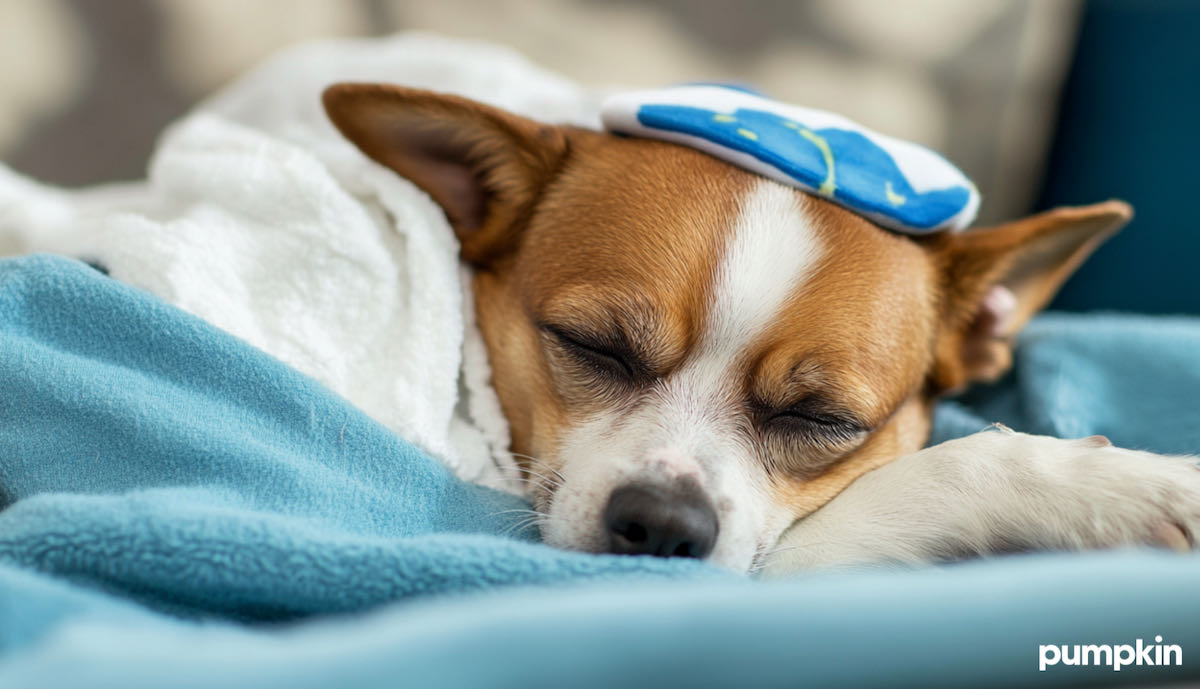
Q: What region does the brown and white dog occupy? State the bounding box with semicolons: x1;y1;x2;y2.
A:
323;84;1200;574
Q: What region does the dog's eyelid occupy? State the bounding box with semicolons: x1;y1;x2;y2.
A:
539;323;645;379
540;323;624;353
757;395;868;434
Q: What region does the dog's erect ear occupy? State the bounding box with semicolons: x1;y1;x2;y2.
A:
322;83;569;264
927;200;1131;393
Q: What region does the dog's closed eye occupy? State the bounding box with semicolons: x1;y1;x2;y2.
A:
758;398;866;448
542;324;647;382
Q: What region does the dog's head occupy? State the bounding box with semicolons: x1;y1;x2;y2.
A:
324;84;1129;571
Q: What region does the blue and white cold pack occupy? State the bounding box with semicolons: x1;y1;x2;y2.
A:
601;85;980;234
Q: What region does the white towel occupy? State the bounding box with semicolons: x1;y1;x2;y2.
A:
0;33;607;492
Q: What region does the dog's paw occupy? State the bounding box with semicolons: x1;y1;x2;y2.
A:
762;430;1200;575
946;430;1200;552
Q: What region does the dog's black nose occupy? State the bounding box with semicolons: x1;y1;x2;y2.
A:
604;479;718;559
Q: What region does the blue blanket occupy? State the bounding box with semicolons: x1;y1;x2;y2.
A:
2;254;1198;688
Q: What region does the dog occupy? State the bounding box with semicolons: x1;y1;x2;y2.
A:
322;83;1200;574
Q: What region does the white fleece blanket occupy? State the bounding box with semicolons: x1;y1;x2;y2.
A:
0;33;607;491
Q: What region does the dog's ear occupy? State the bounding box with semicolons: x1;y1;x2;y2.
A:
322;83;569;264
927;200;1131;394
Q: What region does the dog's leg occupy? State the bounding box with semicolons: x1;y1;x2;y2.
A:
762;428;1200;575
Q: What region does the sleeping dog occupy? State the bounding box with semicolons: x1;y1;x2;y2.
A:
323;84;1200;574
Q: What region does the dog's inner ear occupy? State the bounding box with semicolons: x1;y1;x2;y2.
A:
927;200;1132;394
322;83;569;264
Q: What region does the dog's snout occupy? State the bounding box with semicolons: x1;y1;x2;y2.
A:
604;479;718;559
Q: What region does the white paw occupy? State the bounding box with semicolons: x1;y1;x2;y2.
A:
966;430;1200;552
761;430;1200;575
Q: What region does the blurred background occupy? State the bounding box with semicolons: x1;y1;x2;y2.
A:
0;0;1196;312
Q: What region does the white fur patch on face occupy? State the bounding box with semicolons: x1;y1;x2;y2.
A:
542;181;825;572
705;180;825;366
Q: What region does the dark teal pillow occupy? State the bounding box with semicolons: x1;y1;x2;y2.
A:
1038;0;1200;315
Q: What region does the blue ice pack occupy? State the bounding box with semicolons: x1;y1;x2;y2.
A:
601;85;980;234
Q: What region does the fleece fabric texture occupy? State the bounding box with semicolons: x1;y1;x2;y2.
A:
2;254;1199;689
930;314;1200;454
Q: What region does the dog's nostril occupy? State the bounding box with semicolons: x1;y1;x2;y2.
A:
617;522;648;544
604;479;718;560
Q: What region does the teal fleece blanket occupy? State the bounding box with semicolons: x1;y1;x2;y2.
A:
1;254;1198;688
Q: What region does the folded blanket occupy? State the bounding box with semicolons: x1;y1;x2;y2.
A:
1;254;1198;688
